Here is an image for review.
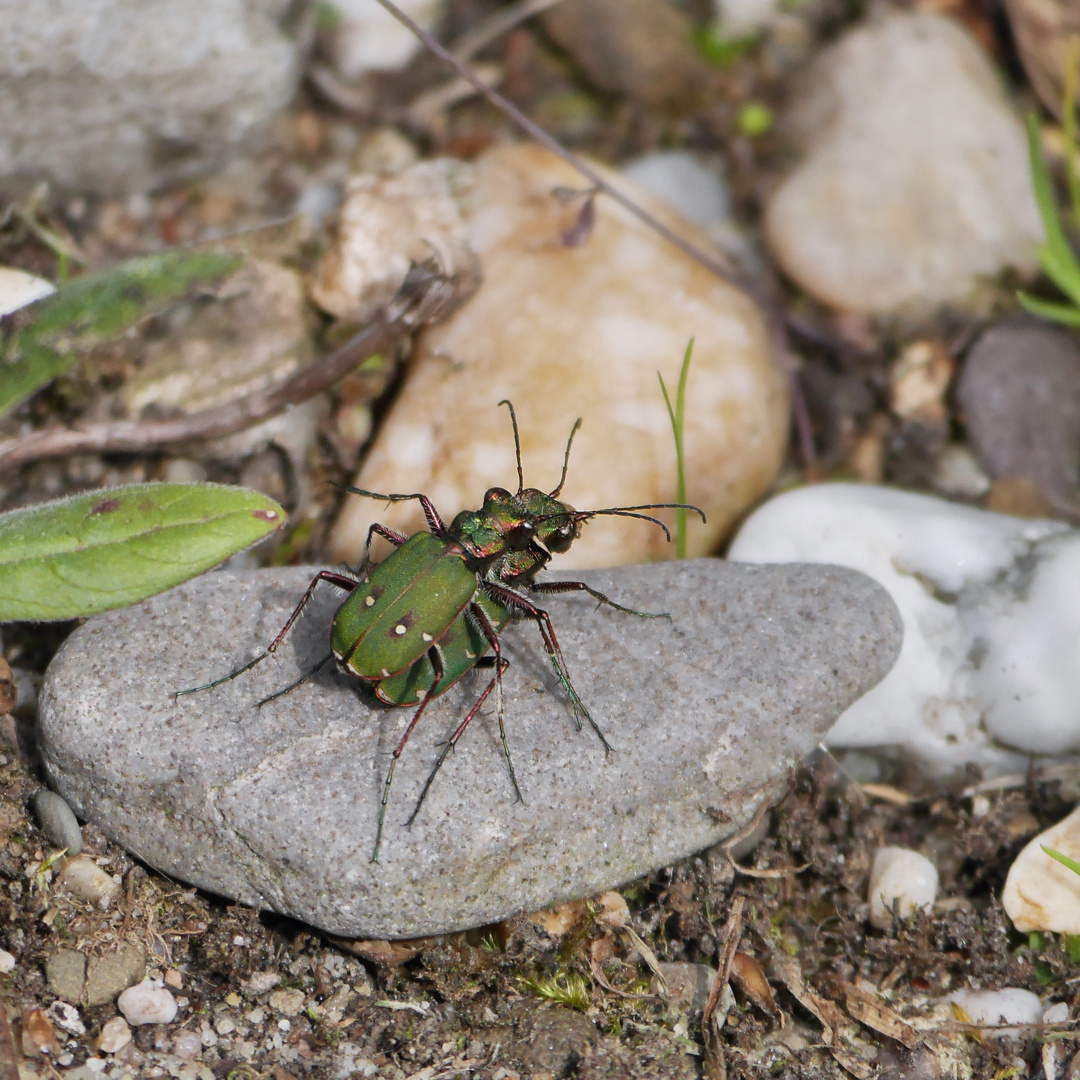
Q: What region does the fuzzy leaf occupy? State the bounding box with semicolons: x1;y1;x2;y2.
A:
0;249;243;417
0;483;283;621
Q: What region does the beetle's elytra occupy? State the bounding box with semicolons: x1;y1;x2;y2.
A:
177;401;705;861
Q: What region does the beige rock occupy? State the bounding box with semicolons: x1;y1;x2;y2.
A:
1003;803;1080;933
329;144;787;568
764;12;1041;316
58;854;121;909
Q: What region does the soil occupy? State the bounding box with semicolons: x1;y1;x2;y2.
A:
2;0;1079;1076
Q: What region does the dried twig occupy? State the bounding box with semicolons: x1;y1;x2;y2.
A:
0;1002;18;1080
701;894;746;1080
449;0;569;62
0;259;472;473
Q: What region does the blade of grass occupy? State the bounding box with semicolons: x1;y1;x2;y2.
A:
1064;35;1080;229
1042;845;1080;877
1017;291;1080;326
658;338;694;560
1026;114;1080;307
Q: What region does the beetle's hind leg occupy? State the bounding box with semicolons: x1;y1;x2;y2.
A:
406;602;520;829
174;570;357;699
255;653;333;707
529;579;670;620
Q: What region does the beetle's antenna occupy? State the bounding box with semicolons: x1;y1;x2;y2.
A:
498;399;525;494
570;502;708;543
551;417;582;498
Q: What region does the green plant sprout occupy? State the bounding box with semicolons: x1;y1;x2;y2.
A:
658;338;695;559
1042;845;1080;877
517;971;591;1010
1018;35;1080;327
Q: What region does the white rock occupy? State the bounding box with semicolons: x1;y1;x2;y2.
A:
1043;1001;1070;1024
946;987;1044;1027
0;265;54;317
324;0;445;79
728;484;1075;773
621;151;730;228
0;948;13;973
1003;804;1080;933
95;1016;131;1053
117;980;178;1026
329;144;787;568
58;855;121;909
713;0;781;36
764;12;1040;315
868;846;938;929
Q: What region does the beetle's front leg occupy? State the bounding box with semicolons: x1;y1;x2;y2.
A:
355;522;409;575
339;486;448;535
529;579;670;619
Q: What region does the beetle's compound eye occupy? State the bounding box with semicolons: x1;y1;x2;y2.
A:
484;486;512;504
549;521;577;551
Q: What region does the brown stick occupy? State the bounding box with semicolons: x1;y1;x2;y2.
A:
701;894;746;1080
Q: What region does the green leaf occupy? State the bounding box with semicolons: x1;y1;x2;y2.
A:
1017;291;1080;326
690;24;760;68
0;249;243;418
0;482;284;621
1026;115;1080;306
658;338;695;560
1042;845;1080;878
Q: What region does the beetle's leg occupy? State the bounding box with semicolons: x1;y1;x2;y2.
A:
373;644;445;862
481;582;613;753
339;487;448;535
174;571;357;698
528;579;670;620
406;602;522;827
406;655;513;829
255;652;333;708
355;522;409;575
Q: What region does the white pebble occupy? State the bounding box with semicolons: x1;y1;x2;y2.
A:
868;846;938;929
0;949;14;973
947;988;1043;1026
622;151;730;228
96;1016;131;1054
730;483;1073;774
215;1016;236;1035
58;855;121;909
172;1028;202;1059
1003;804;1080;933
1043;1001;1070;1024
117;980;178;1026
0;265;55;318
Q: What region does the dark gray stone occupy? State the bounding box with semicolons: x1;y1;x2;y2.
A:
0;0;310;195
38;560;901;939
958;317;1080;505
32;791;83;855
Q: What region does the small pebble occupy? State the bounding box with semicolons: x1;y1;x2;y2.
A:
32;790;83;855
117;980;178;1026
172;1029;202;1059
947;987;1043;1026
46;1000;84;1036
1043;1001;1070;1024
868;846;938;929
0;265;55;317
0;948;14;973
58;854;121;908
1003;803;1080;933
215;1017;236;1035
96;1016;131;1054
268;988;306;1016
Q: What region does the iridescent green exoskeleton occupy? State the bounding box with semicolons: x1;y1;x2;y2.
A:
177;401;705;861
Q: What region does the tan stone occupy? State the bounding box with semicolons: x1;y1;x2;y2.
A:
329;144;787;569
1003;803;1080;933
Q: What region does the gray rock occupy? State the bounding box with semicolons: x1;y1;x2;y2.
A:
39;560;901;939
764;12;1040;316
84;944;146;1008
46;949;86;1003
957;317;1080;506
32;790;83;855
0;0;309;195
654;962;716;1015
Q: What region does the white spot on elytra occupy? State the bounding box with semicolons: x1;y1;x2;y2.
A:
381;668;391;677
415;689;427;701
394;623;408;635
465;649;476;659
421;632;433;642
364;595;375;607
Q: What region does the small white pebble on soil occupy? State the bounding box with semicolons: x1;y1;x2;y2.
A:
117;980;178;1026
1043;1002;1070;1024
245;1008;265;1025
0;948;14;973
244;971;280;996
215;1017;236;1035
96;1016;131;1054
58;855;121;908
1003;803;1080;933
868;846;938;929
172;1029;202;1059
268;988;305;1016
947;988;1044;1026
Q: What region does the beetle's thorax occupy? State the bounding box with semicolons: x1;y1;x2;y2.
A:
450;486;581;566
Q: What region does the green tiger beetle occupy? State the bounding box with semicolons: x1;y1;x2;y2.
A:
178;401;705;861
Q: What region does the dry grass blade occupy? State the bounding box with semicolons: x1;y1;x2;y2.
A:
0;1005;18;1080
844;983;918;1049
449;0;569;61
701;894;746;1080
